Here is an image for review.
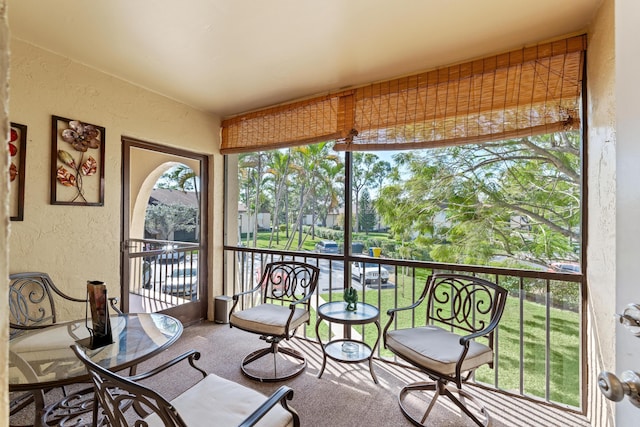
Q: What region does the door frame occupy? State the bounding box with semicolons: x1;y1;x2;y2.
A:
121;136;209;325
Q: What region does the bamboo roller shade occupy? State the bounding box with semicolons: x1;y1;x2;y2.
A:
220;34;586;154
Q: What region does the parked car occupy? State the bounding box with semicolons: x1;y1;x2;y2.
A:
156;244;185;264
315;240;339;254
550;262;580;274
147;262;198;296
352;261;390;284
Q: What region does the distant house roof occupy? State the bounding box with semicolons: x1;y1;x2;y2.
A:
150;188;198;207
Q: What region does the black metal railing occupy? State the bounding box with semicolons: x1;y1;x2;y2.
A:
127;239;200;307
223;245;585;412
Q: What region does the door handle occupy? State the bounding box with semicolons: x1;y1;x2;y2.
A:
598;303;640;408
598;371;640;407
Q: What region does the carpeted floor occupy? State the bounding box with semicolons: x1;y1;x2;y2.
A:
134;322;590;427
11;321;592;426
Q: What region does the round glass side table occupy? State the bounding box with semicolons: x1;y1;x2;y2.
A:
315;301;380;384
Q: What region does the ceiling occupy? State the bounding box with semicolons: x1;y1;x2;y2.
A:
7;0;602;118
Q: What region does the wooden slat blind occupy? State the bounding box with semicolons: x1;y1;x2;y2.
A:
220;92;354;154
221;35;586;154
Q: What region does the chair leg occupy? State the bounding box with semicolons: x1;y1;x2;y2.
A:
243;347;273;366
443;385;490;427
240;340;307;382
278;346;306;362
398;380;490;427
10;391;35;418
40;386;99;427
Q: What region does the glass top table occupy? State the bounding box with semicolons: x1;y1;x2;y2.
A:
9;313;183;390
317;301;380;324
315;301;380;384
9;313;183;426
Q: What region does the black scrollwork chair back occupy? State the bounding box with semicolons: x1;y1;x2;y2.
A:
9;272;120;339
383;273;507;426
9;272;121;422
54;344;300;427
230;261;320;382
9;272;87;339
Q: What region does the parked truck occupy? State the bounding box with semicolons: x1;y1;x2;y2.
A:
352;261;390;285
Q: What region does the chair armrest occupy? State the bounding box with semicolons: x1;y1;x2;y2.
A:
383;295;427;335
386;296;425;318
44;278;87;304
383;277;434;340
56;293;87;304
108;297;123;315
282;292;315;331
232;282;262;301
459;314;503;346
50;275;120;309
9;323;51;331
126;350;207;382
386;276;433;318
288;291;314;309
238;386;300;427
230;285;262;316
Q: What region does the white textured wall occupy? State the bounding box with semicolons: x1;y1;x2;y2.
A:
615;0;640;424
586;0;616;425
1;1;9;425
7;38;223;320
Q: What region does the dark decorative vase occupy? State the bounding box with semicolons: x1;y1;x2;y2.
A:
79;281;113;349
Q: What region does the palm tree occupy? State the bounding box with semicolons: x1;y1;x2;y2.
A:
315;161;344;230
285;142;340;250
157;164;201;241
264;149;297;246
171;164;200;203
239;152;268;247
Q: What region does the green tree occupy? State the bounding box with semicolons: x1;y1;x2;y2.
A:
159;164;199;200
239;152;271;247
377;132;581;267
315;160;344;229
358;188;376;234
145;203;197;241
286;142;341;250
264;149;295;246
352;153;390;232
154;164;201;241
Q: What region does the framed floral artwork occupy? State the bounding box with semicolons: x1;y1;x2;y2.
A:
50;115;105;206
9;122;27;221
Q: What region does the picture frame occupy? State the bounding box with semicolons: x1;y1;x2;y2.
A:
9;122;27;221
50;115;105;206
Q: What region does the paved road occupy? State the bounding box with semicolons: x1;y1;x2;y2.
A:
314;258;394;292
239;254;395;292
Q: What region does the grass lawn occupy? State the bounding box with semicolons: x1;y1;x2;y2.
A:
306;287;580;408
246;230;395;253
248;231;317;252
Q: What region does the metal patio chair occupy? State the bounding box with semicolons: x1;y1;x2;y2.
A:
45;344;300;427
230;261;319;382
9;272;120;423
383;273;507;426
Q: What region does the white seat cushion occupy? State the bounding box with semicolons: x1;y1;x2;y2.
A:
144;373;294;427
230;304;309;336
385;325;493;376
